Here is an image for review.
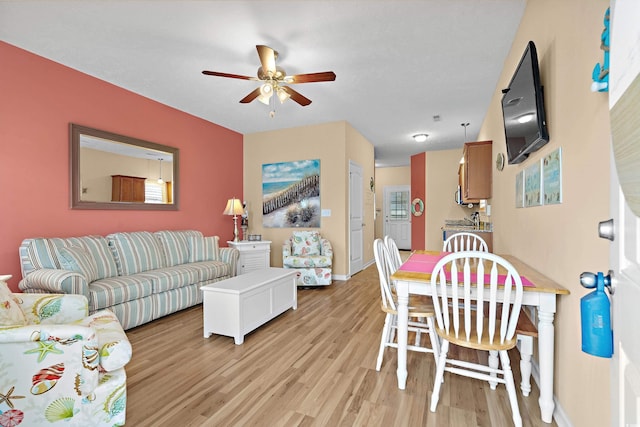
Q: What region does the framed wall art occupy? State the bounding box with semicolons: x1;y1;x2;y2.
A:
515;170;525;208
543;148;562;205
524;160;542;207
262;159;321;228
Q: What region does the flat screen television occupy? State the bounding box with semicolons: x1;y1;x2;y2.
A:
501;41;549;164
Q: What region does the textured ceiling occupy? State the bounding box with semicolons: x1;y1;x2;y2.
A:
0;0;526;167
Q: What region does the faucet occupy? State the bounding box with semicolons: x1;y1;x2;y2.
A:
471;212;480;229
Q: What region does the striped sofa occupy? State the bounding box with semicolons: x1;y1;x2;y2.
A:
18;230;239;329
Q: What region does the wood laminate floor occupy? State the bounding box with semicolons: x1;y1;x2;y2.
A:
124;262;557;426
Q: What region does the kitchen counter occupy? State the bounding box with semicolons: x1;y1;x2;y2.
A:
441;227;493;252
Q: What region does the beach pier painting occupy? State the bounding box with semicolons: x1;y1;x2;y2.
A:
262;159;320;228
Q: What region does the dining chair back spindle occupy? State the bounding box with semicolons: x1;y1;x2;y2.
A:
429;251;524;427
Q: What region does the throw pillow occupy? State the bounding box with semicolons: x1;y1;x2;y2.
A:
0;278;27;325
189;236;220;262
291;231;321;256
57;245;99;283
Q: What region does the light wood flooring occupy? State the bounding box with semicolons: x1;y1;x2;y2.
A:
124;262;557;426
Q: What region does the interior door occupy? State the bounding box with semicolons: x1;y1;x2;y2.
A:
349;161;363;275
608;1;640;424
383;185;412;250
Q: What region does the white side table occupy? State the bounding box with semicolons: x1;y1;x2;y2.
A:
227;240;271;275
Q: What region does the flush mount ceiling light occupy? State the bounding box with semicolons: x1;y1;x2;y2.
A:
413;134;428;143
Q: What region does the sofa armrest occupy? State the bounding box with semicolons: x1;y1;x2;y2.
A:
283;239;293;258
320;238;333;258
15;293;89;324
19;268;90;298
74;310;132;372
219;247;240;277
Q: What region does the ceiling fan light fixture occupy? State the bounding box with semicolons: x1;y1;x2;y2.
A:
258;83;274;105
276;87;290;104
413;134;428;143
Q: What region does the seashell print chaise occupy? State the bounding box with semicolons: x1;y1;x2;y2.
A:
18;230;239;330
0;274;131;426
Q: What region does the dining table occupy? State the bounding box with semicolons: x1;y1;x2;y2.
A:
390;250;570;424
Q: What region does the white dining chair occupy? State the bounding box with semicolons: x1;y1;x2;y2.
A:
443;232;488;252
443;231;536;398
429;251;524;427
373;239;439;371
383;235;403;271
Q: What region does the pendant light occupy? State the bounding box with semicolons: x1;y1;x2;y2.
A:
157;159;164;184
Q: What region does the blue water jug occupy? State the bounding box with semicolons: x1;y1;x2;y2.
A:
580;272;613;358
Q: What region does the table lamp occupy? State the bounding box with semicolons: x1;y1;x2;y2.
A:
223;197;244;242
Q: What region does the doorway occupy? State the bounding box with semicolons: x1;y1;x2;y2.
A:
383;185;411;250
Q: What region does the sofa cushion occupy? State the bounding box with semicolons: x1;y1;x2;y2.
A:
21;238;60;273
57;245;99;283
188;236;220;262
107;231;166;275
291;231;321;256
154;230;202;267
187;260;231;283
138;266;200;293
88;275;154;312
77;236;119;280
0;281;27;325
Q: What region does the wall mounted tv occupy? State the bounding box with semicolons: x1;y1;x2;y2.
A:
501;41;549;165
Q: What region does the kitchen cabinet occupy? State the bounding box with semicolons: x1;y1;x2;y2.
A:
458;141;492;204
111;175;146;203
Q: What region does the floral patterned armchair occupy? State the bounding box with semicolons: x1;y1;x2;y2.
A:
0;275;131;426
282;231;333;286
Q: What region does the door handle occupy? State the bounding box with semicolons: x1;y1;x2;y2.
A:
598;218;614;241
580;270;615;295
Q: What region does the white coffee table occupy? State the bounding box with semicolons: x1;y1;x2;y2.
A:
201;267;298;344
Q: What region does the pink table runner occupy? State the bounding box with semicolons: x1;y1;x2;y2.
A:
399;253;534;287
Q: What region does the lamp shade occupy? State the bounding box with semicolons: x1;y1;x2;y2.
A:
223;198;244;216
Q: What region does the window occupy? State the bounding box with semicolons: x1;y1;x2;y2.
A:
145;181;165;204
389;191;409;220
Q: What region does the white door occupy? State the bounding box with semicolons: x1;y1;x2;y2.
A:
349;161;363;275
383;185;412;250
608;2;640;424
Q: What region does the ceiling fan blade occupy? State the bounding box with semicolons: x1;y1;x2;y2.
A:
239;87;261;104
281;86;312;106
256;45;277;76
286;71;336;84
202;70;257;80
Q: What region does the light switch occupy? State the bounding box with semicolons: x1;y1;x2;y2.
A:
321;209;331;217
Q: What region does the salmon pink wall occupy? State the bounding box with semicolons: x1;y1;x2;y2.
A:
0;42;243;291
410;152;425;250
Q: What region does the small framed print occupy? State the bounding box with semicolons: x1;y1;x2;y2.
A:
543;148;562;205
524;160;542;207
515;170;525;208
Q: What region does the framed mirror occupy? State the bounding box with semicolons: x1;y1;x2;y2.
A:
70;123;179;210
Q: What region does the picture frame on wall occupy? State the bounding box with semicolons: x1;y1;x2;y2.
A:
543;148;562;205
262;159;321;228
524;160;542;207
515;170;525;208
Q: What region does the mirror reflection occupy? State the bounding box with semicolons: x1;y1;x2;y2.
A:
70;124;179;210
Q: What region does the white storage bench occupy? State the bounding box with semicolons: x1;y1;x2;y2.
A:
201;267;298;344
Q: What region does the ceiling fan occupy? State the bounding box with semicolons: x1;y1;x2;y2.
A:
202;45;336;107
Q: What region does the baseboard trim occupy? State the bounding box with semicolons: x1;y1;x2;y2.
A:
332;259;375;282
530;360;573;427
